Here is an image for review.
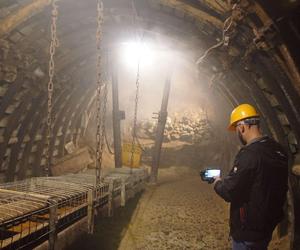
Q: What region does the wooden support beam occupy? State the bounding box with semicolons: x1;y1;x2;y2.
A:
159;0;223;29
121;178;126;207
107;179;114;217
0;0;51;38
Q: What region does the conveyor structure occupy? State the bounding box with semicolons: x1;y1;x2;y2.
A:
0;168;148;249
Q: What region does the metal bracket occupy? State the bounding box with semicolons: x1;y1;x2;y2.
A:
253;22;279;50
152;112;159;119
158;111;168;123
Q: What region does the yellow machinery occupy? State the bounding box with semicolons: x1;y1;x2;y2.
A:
122;143;142;168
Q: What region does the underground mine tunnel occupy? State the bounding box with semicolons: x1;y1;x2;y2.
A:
0;0;300;249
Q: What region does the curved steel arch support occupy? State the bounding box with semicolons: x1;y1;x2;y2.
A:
253;53;300;145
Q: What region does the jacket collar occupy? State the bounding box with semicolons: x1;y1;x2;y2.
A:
246;135;269;147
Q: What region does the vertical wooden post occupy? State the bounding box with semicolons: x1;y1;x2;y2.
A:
108;179;114;217
121;178;126;207
49;202;58;250
87;189;94;234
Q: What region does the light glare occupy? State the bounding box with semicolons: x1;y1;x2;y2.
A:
122;41;155;68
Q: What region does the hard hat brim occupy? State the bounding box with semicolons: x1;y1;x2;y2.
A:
228;123;236;132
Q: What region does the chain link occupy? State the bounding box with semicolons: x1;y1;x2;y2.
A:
95;0;104;186
130;57;141;172
129;1;145;172
100;76;108;162
46;0;59;177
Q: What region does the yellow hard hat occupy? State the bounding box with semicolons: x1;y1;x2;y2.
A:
228;104;259;131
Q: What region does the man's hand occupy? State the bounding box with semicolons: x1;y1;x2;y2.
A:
213;177;222;186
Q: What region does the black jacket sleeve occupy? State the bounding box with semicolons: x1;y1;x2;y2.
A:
214;149;258;203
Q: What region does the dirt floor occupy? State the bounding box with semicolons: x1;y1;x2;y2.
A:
69;165;290;250
118;166;290;250
119;166;231;250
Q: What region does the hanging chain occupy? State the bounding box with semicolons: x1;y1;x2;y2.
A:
100;77;108;162
95;0;104;186
103;57;113;155
46;0;59;177
130;58;141;172
129;1;144;173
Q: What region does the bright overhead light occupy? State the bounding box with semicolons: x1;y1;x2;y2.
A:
121;41;155;68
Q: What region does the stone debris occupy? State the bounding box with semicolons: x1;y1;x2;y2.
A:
139;110;213;144
2;65;17;83
0;39;10;60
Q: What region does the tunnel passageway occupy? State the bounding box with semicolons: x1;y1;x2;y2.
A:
0;0;300;249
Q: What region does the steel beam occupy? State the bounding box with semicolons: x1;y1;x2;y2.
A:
31;90;74;177
47;86;89;166
150;74;172;183
254;53;300;143
7;95;45;181
19;88;69;178
112;65;123;169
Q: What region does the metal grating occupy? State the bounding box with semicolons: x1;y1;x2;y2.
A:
0;167;148;249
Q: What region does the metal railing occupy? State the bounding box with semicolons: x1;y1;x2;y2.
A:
0;167;148;249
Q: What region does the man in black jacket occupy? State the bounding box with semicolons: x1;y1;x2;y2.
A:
213;104;288;250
